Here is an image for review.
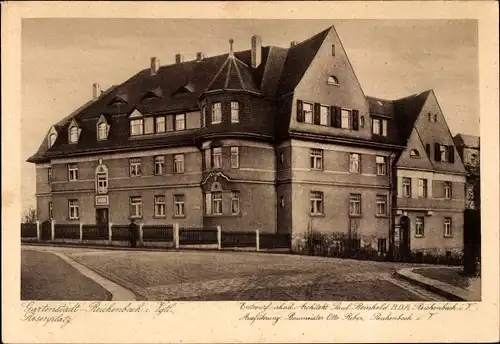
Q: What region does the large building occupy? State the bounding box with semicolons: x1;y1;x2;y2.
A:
27;26;467;257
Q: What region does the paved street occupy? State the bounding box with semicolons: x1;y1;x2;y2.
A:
21;248;112;301
22;245;446;301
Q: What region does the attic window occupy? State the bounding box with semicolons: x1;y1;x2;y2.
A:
410;149;420;158
173;83;195;95
110;95;128;106
327;76;339;86
48;133;57;148
69;126;78;143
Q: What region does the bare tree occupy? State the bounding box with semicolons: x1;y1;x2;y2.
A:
22;207;37;224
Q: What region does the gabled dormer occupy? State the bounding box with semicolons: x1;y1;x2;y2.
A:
47;126;58;148
142;87;163;101
68;118;82;144
128;109;144;136
109;93;128;106
96;114;110;141
173;82;195;96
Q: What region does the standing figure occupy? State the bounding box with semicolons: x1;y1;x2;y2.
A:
129;218;138;248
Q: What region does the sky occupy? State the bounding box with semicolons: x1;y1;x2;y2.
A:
21;19;479;211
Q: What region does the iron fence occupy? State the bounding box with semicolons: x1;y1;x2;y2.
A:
259;233;291;249
21;223;37;238
142;225;174;242
179;227;217;245
54;224;80;239
82;224;109;240
112;225;131;241
221;231;256;248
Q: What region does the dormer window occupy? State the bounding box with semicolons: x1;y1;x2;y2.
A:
48;133;57;148
69;126;78;143
96;115;110;141
110;94;128;106
142;87;162;101
129;109;144;136
327;76;339;86
410;149;420;158
372;117;388;137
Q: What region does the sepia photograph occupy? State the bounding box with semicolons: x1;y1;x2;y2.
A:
19;18;482;303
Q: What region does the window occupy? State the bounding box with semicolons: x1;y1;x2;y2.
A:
341;109;350;129
129;158;142;177
69;126;78;143
320;105;329;125
376;194;388;216
377;238;387;253
360;116;365;128
372;117;387;136
444;217;452;237
310;191;323;215
174;195;185;217
49;133;57;147
327;76;339;86
68;163;78;181
204;193;212;215
376;156;387;176
154;156;165;175
428;113;433;122
231;191;240;214
349;194;361;216
48;168;53;183
231;101;239;123
175;114;185;131
440;145;448;162
310;149;323;170
212;147;222;168
212;102;222;124
410;149;420;158
280;152;285;164
418;179;428;198
434;114;438;123
129;197;142;218
204;149;211;170
349;153;360;173
201;104;206;128
68;199;79;219
48;202;53;219
212;192;223;215
230;147;239;168
97;123;108;140
331;44;336;56
173;154;184;173
96;172;108;194
415;217;425;237
155;116;166;133
130;119;143;136
444;181;452;199
154;195;166;217
280;196;285;208
303;102;313;124
402;177;412;197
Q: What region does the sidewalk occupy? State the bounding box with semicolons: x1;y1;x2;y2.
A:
396;266;480;301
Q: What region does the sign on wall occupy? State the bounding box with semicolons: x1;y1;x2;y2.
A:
95;195;109;206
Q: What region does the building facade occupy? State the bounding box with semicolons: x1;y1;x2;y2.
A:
28;26;466;257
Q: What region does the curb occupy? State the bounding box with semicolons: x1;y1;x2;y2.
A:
395;268;469;301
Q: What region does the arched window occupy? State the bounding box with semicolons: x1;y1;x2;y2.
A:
48;133;57;147
69;126;78;143
95;163;108;194
409;149;420;158
327;75;339;86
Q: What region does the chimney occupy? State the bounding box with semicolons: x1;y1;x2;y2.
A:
150;57;160;75
251;35;262;68
92;83;101;100
175;53;184;64
290;41;297;47
196;52;204;62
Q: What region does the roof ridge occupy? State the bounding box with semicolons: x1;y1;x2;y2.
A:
394;89;433;102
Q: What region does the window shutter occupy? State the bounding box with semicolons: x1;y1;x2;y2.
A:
352;110;359;131
313;103;321;125
296;100;304;122
425;144;431;157
329;107;336;127
332;106;341;128
448;145;455;163
434;143;441;162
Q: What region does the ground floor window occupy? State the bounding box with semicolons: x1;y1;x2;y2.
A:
376;194;387;216
231;191;240;214
377;238;387;253
310;191;323;215
68;199;79;219
349;194;361;216
444;217;452;237
129;196;142;218
174;195;185;217
154;195;166;217
212;192;223;215
415;216;425;237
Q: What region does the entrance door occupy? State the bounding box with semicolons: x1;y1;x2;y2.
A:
399;216;411;261
96;208;109;226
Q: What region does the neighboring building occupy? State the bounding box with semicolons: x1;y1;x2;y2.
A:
454;134;480;210
27;26;466;258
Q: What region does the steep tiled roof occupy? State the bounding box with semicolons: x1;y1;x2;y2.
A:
277;27;331;96
454;133;480;149
393;90;432;144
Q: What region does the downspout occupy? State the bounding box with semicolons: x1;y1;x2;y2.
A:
388;151;395;261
